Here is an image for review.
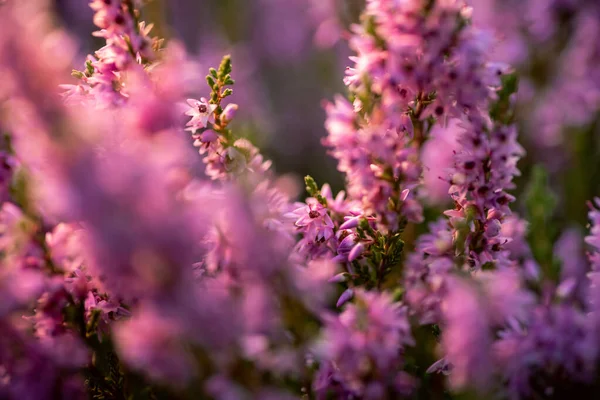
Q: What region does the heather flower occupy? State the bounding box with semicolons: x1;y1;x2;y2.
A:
8;0;600;397
332;221;376;266
476;268;534;325
185;97;217;131
500;214;532;262
314;290;414;398
84;291;130;336
586;198;600;331
220;103;239;124
555;228;588;303
354;0;502;119
586;198;600;269
0;267;45;318
286;198;335;258
493;303;598;399
439;277;493;392
63;0;158;107
324;0;508;232
440;85;523;269
114;307;196;385
404;218;455;323
45;223;85;273
420;119;462;205
319;183;358;216
0;325;87;400
323;96;423;229
66;148;206;303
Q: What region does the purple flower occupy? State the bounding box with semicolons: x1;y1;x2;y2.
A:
476;269;534;325
440;277;493;392
45;223;85;273
493;303;598;399
0;324;87;400
62;0;158;107
404;218;455;323
586;198;600;267
420;119;462;205
555;228;588;302
115;307;196;384
314;289;414;398
586;198;600;332
286;198;335;259
336;288;354;308
500;214;532;261
0;267;45;318
185;97;217;131
323;96;423;228
220;103;239;125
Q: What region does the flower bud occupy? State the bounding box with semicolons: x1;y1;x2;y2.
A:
220;103;238;124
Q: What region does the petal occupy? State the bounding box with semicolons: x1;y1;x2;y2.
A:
348;243;365;262
340;217;360;230
336;288;354;308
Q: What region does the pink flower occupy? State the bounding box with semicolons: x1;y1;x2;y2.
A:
184;98;217;131
287;198;334;243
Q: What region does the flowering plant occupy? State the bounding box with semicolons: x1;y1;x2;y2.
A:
1;0;600;399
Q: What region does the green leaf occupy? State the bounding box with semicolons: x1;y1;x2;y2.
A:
391;287;405;302
525;165;559;280
489;72;519;124
304;175;319;196
218;55;232;77
85;60;94;76
71;70;85;79
223;76;235;86
206;75;215;89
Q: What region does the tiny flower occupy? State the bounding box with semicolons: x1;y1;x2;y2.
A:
400;188;410;202
333;232;359;262
426;358;452;375
348;242;365;262
223;147;248;174
329;272;348;283
556;277;577;299
340;216;360;230
185;98;217;131
286;198;334;243
192;130;219;147
336;288;354;308
220;103;238;124
399;113;414;137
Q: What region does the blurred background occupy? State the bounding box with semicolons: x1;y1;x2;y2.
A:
54;0;366;192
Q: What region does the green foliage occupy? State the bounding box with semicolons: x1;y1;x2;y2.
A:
71;60;95;80
221;88;233;98
71;70;85;79
348;222;406;290
489;72;518;124
304;175;327;206
525;165;560;281
85;345;126;400
206;75;215;89
206;55;235;111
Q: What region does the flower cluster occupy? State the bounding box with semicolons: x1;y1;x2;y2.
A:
313;290;414;399
61;0;159;107
1;0;600;399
